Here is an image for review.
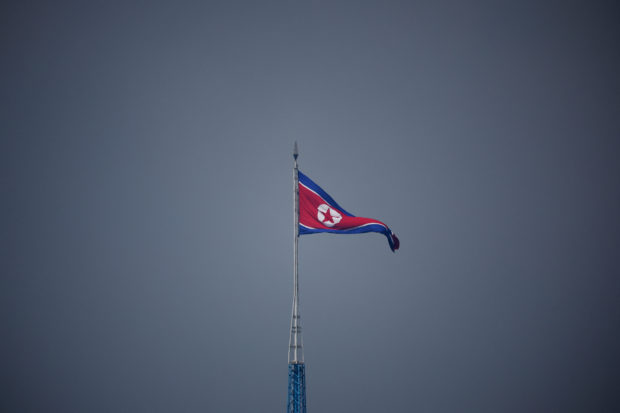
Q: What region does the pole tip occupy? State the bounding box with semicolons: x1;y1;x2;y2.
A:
293;141;298;160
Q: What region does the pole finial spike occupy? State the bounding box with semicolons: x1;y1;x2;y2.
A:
293;141;298;160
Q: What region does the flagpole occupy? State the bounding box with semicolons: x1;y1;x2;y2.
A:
287;142;306;413
289;141;302;363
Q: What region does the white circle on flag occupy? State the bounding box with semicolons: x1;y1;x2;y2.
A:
317;204;342;227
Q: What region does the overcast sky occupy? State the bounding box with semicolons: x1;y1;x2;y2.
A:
2;1;619;412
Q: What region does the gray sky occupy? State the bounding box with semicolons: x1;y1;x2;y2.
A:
2;1;619;412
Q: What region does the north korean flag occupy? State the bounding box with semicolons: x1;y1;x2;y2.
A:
298;171;400;252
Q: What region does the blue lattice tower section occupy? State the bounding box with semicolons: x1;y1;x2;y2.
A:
287;142;307;413
287;363;306;413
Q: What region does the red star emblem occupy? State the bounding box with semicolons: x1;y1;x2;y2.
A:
321;207;333;225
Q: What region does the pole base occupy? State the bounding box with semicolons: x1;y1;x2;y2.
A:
287;363;307;413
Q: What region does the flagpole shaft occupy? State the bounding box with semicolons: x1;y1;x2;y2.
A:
293;152;299;362
289;142;302;364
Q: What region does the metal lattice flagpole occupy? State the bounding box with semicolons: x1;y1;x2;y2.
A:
287;142;307;413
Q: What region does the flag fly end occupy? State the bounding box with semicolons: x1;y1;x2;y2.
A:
389;231;400;252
